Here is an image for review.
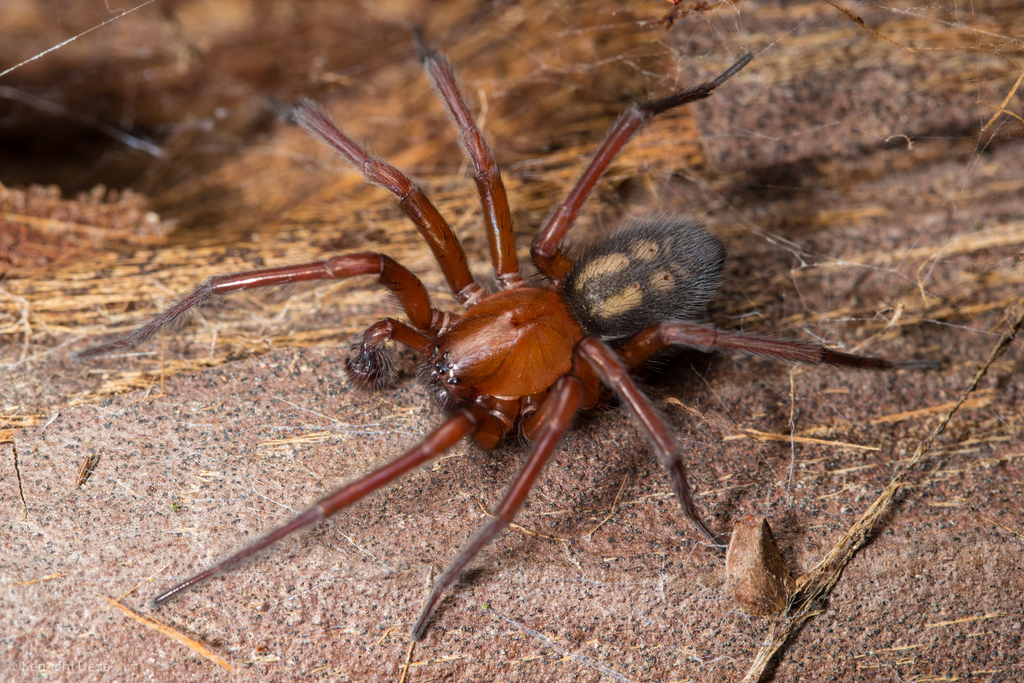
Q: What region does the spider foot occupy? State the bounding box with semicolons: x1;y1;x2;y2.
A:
346;341;397;389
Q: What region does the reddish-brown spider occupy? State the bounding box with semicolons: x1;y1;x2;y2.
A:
82;34;929;640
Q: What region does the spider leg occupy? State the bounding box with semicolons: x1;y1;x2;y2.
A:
531;53;754;281
577;337;721;545
153;407;484;607
79;253;446;357
414;29;523;290
295;103;486;306
616;321;938;371
411;376;583;640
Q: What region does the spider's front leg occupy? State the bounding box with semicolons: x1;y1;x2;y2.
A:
153;406;487;606
79;253;445;358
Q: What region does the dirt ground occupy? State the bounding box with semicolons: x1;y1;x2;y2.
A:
2;1;1023;681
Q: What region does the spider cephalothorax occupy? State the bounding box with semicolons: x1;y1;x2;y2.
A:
81;33;928;640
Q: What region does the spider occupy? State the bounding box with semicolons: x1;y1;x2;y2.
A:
81;33;929;640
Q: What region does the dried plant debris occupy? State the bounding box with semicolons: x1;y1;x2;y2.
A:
725;516;794;617
75;451;101;487
0;183;169;273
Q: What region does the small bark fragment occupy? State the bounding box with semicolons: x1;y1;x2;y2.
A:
76;452;101;487
725;515;794;616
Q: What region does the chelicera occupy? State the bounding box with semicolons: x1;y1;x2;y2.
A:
82;34;929;640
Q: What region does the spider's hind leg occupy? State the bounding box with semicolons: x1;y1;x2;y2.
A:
617;321;938;371
531;53;754;281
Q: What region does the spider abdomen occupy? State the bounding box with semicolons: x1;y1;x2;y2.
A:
427;288;584;405
563;216;725;340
